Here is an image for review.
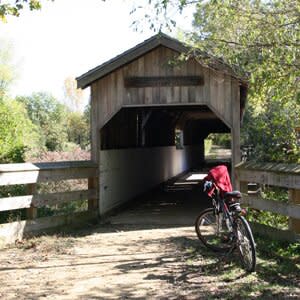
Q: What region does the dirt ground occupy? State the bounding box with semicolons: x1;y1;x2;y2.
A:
0;188;299;299
0;225;205;299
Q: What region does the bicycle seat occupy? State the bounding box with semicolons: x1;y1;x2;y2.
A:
224;191;241;199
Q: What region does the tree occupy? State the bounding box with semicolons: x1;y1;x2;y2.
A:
0;99;39;163
0;0;49;21
16;92;68;151
134;0;300;162
0;38;16;98
63;76;85;112
66;112;89;149
191;0;299;162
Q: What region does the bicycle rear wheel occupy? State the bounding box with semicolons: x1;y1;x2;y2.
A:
235;216;256;272
195;208;233;252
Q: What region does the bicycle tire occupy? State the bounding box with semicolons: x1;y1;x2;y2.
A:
235;216;256;272
195;208;233;252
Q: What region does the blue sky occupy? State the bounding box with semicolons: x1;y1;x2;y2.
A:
1;0;194;102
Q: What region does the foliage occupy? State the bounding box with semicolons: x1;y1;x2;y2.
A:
248;209;289;230
256;234;300;262
66;112;90;149
63;77;85;112
261;186;289;203
204;138;212;155
16;92;90;152
28;147;90;163
191;0;300;163
207;133;231;149
83;102;90;124
0;98;40;163
0;38;16;98
0;98;40;223
0;0;51;21
242;100;299;162
136;0;300;163
16;92;69;151
247;186;289;230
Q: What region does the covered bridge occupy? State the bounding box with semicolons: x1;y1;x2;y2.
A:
77;33;248;216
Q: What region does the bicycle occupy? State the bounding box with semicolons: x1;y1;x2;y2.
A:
195;180;256;272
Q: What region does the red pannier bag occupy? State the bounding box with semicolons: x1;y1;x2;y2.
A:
204;165;232;197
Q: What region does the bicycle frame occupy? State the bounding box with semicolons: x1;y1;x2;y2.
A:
211;185;235;233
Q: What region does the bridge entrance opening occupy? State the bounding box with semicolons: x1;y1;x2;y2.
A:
99;105;231;217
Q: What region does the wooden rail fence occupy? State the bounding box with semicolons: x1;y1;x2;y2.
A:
0;161;98;246
235;161;300;241
1;159;299;245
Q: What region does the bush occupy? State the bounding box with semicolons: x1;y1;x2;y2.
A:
0;99;40;163
204;139;212;155
207;133;231;149
247;186;289;230
27;147;90;162
16;92;69;152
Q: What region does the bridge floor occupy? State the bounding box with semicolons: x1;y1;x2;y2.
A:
108;186;210;227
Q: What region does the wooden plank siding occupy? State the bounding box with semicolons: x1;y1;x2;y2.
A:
91;45;237;130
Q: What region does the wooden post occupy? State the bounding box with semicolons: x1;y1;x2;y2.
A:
90;84;101;215
88;177;98;211
26;184;37;220
231;80;241;189
288;189;300;234
240;181;248;194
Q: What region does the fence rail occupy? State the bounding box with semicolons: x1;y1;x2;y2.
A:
0;161;98;246
235;161;300;241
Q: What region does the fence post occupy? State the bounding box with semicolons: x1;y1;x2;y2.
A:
88;177;98;211
26;183;37;220
240;181;248;194
289;189;300;234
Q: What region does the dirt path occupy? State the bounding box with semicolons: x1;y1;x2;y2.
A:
0;188;299;299
0;225;200;299
0;222;299;300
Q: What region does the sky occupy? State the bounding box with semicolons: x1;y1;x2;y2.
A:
1;0;194;104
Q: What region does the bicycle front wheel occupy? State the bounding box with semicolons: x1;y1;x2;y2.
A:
195;208;233;252
235;216;256;272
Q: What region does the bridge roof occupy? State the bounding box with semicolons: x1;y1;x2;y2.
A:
76;33;248;89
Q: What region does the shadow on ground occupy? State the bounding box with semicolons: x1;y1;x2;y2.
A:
0;185;299;299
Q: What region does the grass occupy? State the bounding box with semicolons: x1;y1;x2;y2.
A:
176;233;300;299
247;186;290;230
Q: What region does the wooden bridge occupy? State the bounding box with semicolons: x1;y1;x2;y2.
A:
0;34;299;245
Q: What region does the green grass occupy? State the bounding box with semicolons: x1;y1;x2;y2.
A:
247;186;290;230
177;234;300;299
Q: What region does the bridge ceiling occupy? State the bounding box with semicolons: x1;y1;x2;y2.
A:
100;106;229;149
